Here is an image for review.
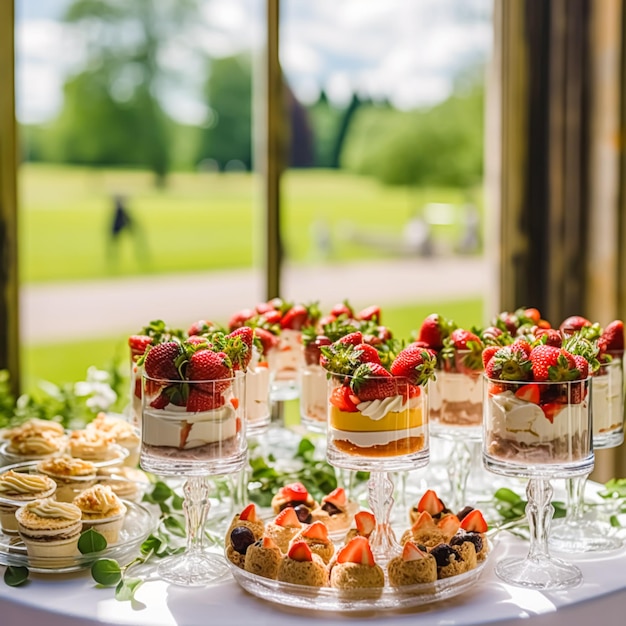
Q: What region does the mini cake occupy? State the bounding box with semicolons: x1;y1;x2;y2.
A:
330;536;384;596
3;420;67;462
67;429;122;463
430;541;477;579
226;525;257;569
409;489;449;526
387;541;438;586
244;536;282;579
451;509;489;562
87;413;141;467
0;470;57;534
96;466;149;502
344;510;376;543
36;455;97;502
15;498;83;566
291;521;335;564
226;503;265;542
400;511;460;548
264;507;302;553
72;484;127;544
271;482;319;523
277;540;329;587
311;487;358;534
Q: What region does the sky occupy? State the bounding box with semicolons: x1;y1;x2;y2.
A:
15;0;492;125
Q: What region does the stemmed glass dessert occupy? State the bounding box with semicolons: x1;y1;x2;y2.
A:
140;339;247;586
483;344;593;589
323;341;435;562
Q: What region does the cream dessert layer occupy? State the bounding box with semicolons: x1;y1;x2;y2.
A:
245;356;270;425
0;470;56;502
73;484;126;521
6;431;66;458
592;371;624;435
300;364;329;423
142;404;237;449
272;329;302;380
330;425;425;448
486;391;590;462
16;498;83;540
68;429;118;461
428;377;442;419
436;371;483;427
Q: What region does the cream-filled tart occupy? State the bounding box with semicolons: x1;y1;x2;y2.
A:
387;541;438;586
330;536;384;596
0;470;57;533
72;484;127;544
36;455;97;503
311;487;358;533
277;540;329;587
87;413;140;467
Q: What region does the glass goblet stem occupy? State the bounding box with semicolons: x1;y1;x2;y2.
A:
183;476;211;555
565;473;587;523
526;478;553;562
446;439;472;512
368;471;399;562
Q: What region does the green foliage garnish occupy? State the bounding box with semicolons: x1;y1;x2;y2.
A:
115;577;144;601
3;565;29;587
78;528;108;554
91;559;122;587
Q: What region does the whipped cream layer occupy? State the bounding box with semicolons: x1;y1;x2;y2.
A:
488;391;589;445
245;364;270;423
300;364;327;422
73;484;126;519
592;369;624;435
142;404;237;449
330;425;425;447
272;329;302;380
0;470;55;497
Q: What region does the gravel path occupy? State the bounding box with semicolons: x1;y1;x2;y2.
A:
21;256;489;343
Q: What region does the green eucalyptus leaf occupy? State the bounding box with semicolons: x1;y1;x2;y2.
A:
115;577;144;601
91;558;122;586
79;528;108;554
140;534;163;555
494;487;522;504
4;565;29;587
171;493;184;510
163;515;186;537
151;481;173;502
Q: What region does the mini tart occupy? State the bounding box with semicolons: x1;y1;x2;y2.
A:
387;542;438;586
277;546;329;587
310;487;359;534
5;430;67;459
400;511;459;548
36;455;97;503
3;418;65;440
244;537;282;579
265;508;303;553
67;429;119;462
87;413;140;467
271;482;319;518
290;522;335;564
432;542;477;579
450;530;489;562
72;484;127;544
226;504;264;541
96;467;148;501
330;537;384;596
0;470;57;533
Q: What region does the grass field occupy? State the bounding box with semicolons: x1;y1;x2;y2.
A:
19;164;478;283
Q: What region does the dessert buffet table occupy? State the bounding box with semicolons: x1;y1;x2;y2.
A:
2;531;626;626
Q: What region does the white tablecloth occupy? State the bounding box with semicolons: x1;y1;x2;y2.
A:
2;531;626;626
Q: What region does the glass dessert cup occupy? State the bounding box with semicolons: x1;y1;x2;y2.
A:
551;358;624;552
483;375;593;589
268;329;302;402
430;356;485;512
140;373;247;586
326;373;429;563
300;362;328;433
243;364;271;437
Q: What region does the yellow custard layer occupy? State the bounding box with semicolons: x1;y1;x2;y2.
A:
329;407;423;432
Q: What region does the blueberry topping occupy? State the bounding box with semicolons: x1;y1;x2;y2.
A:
430;543;457;567
230;526;255;554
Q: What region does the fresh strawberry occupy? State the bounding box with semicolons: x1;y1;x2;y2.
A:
459;509;488;533
129;335;153;360
330;302;354;318
599;320;625;356
354;511;376;538
261;309;282;325
302;521;329;541
416;489;445;516
573;355;589;379
437;514;461;537
390;345;437;386
303;335;332;366
287;541;313;562
149;390;170;409
274;507;302;528
402;542;429;562
255;301;275;314
187;335;209;346
524;308;542;324
238;503;259;522
411;511;436;531
515;383;540;404
529;345;579;381
418;313;449;349
226;326;254;370
449;328;481;350
541;401;562;423
336;536;376;566
279;482;310;503
481;345;500;369
356;305;381;323
349;362;396;401
510;338;532;357
330;385;359;412
187;349;233;392
187;388;225;412
485;346;532;381
253;327;279;355
481;326;505;344
559;315;592;335
338;331;363;346
228;308;254;330
534;328;562;347
323;487;347;509
354;343;382;365
281;304;309;330
144;341;183;381
262;536;280;550
187;320;216;336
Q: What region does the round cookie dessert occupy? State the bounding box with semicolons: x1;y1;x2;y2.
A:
387;541;438;586
226;525;257;569
291;521;335;564
67;429;123;463
72;484;127;544
3;419;67;463
87;413;141;467
265;507;303;553
400;511;460;548
344;510;376;543
15;497;83;566
277;540;329;587
226;503;264;542
36;455;97;502
431;541;477;578
311;487;358;534
0;470;57;533
271;482;319;523
244;536;282;579
330;536;384;597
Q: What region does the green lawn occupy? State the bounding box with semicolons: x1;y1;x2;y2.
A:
19;164;478;283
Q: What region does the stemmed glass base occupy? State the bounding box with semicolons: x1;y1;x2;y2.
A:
494;478;582;590
368;471;400;565
157;476;230;587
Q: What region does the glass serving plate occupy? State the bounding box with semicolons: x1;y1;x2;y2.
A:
0;500;157;574
226;553;488;612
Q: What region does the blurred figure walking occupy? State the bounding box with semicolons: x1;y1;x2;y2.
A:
107;194;149;270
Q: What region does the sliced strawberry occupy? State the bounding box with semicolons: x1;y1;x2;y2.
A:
356;305;381;323
330;385;359;412
437;514;461;537
238;503;259;523
336;536;375;566
302;521;329;541
411;511;436;531
274;507;302;528
402;541;429;562
149;390;170;409
279;482;310;503
187;388;225;412
515;383;540;404
417;489;445;516
459;509;488;533
541;401;562;423
262;536;280;550
323;487;347;509
287;540;313;562
354;511;376;537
